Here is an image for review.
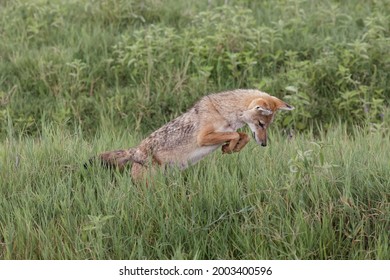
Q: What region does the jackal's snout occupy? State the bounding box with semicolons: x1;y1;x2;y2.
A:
252;129;267;147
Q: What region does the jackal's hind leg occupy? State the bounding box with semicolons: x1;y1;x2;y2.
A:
131;162;159;186
222;132;250;154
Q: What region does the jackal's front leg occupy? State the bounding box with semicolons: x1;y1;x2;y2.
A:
221;132;250;154
197;131;241;149
197;130;249;154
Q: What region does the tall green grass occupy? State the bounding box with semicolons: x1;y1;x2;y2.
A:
0;0;389;137
1;125;389;259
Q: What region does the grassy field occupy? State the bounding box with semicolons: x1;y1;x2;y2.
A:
0;125;389;259
1;0;389;135
0;0;389;259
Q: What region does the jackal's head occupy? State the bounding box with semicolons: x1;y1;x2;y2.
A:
241;95;294;147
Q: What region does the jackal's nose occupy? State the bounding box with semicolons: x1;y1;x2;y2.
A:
261;142;267;147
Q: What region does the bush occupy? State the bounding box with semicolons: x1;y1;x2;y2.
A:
0;0;389;138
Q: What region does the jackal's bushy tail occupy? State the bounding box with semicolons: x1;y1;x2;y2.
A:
85;148;136;170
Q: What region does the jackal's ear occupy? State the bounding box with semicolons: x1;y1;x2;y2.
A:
249;98;273;115
273;97;294;111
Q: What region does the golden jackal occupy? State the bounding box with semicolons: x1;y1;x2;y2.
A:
90;89;293;182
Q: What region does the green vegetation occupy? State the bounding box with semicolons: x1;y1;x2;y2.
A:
1;126;389;259
1;0;389;135
0;0;389;259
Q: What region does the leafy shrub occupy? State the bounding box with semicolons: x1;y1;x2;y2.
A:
0;0;389;138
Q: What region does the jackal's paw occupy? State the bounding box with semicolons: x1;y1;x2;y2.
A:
222;132;250;154
235;132;250;151
221;143;233;154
